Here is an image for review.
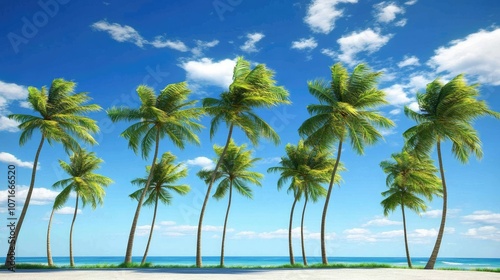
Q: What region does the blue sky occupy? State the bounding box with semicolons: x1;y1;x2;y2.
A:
1;0;499;259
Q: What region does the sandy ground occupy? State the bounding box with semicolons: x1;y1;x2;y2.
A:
1;268;499;280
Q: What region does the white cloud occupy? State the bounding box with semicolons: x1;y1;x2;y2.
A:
55;206;82;215
463;226;500;241
0;81;28;101
235;227;335;240
0;186;59;206
398;55;420;68
428;28;500;86
374;2;405;23
383;84;411;106
421;209;461;218
191;40;219;57
389;108;401;115
136;224;160;236
258;157;281;165
91;20;145;47
395;19;407;27
180;58;236;89
321;48;336;58
240;33;265;53
405;0;417;5
407;101;420;112
0;116;20;132
337;28;392;65
362;217;402;227
463;211;500;225
0;152;37;169
185;156;215;170
19;101;31;109
344;228;401;243
291;37;318;50
304;0;358;34
149;37;189;51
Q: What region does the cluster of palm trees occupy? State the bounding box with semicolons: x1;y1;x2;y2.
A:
6;57;499;269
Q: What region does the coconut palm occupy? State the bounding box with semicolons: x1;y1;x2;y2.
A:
197;57;290;267
107;82;203;264
299;63;394;264
198;140;262;267
51;149;113;267
46;208;56;266
380;150;442;268
7;78;100;265
129;152;190;265
403;74;500;269
268;140;340;266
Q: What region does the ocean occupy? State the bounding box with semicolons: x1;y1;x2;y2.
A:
4;256;500;269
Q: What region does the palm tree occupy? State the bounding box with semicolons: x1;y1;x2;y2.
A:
107;82;203;264
197;57;290;267
7;78;100;264
46;208;56;266
299;63;394;264
268;140;339;266
403;74;500;269
198;140;262;267
380;150;442;268
52;149;113;267
129;152;190;265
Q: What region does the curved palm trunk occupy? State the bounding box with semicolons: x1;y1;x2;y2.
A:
46;208;55;266
124;130;161;264
288;196;298;266
69;193;79;267
196;124;234;267
425;141;447;269
301;194;309;266
220;181;233;267
141;194;159;265
401;204;412;268
5;136;45;266
321;140;343;265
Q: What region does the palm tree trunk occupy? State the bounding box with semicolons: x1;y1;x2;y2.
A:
69;193;79;267
5;136;44;266
321;140;343;265
301;194;309;266
425;141;447;269
124;130;161;264
141;194;159;265
220;181;233;267
401;204;412;268
196;124;234;268
47;208;55;266
288;196;298;265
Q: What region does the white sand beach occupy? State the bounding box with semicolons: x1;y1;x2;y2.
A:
1;268;499;280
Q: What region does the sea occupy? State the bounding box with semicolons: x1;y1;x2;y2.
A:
3;256;500;270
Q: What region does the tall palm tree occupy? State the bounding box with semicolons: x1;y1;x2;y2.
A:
7;78;100;264
403;74;500;269
129;152;190;265
268;140;340;266
299;63;394;264
380;150;442;268
199;140;262;267
107;82;203;264
46;208;56;266
52;149;113;267
197;57;290;267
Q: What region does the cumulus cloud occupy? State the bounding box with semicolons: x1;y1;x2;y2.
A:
191;40;219;57
321;48;336;59
55;206;82;215
0;80;28;131
0;152;37;169
149;37;189;51
0;186;59;206
179;58;236;89
136;221;229;237
362;217;402;227
235;227;335;240
374;2;405;23
185;156;215;170
428;28;500;85
421;209;461;218
337;28;392;65
398;55;420;68
383;84;411;106
463;226;500;241
240;33;265;53
0;116;20;132
291;37;318;50
463;211;500;225
304;0;358;34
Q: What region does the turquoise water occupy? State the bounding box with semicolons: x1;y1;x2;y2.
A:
3;256;499;269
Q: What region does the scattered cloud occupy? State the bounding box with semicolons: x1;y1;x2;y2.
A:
0;80;28;102
463;211;500;225
0;116;20;132
304;0;358;34
0;152;37;169
463;226;500;241
240;32;265;53
55;206;82;215
398;55;420;68
428;28;500;85
136;221;230;237
374;2;405;23
92;20;146;47
257;157;281;165
421;209;461;218
291;37;318;50
395;19;407;27
185;156;215;170
362;217;402;227
405;0;417;5
149;37;189;51
337;28;392;65
383;84;411;106
191;40;219;57
0;186;59;206
321;48;336;59
235;227;335;240
389;108;401;115
0;80;28;131
179;58;236;89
